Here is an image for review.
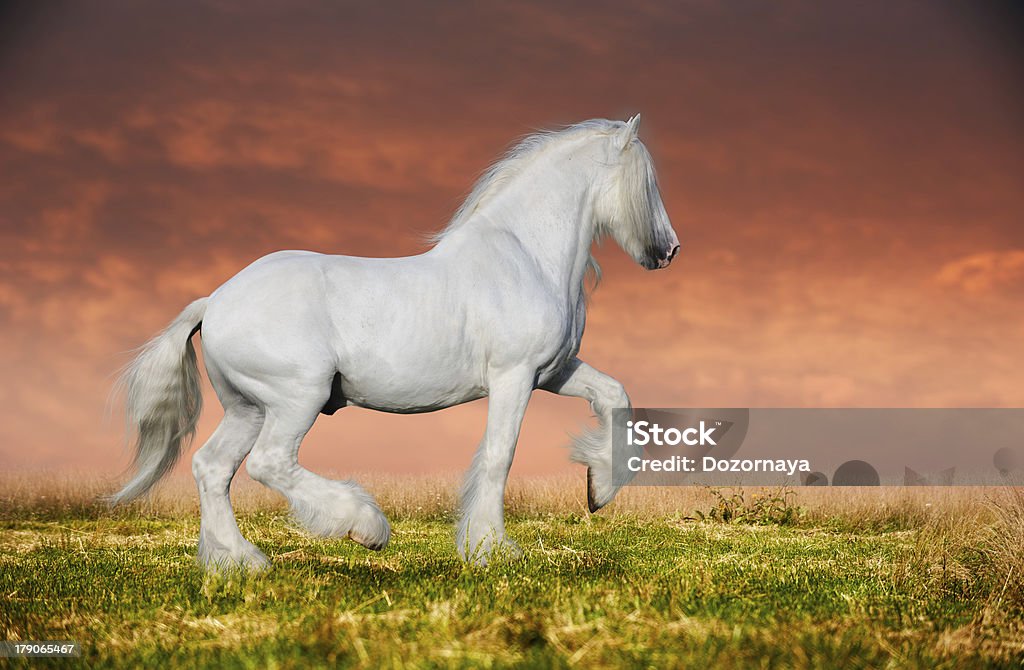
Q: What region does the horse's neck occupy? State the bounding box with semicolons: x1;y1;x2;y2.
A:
445;159;597;300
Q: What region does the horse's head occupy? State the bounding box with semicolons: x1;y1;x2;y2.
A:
593;115;679;270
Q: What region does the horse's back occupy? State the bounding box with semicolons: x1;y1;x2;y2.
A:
200;250;487;411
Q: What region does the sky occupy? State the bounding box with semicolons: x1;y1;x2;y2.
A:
1;1;1022;481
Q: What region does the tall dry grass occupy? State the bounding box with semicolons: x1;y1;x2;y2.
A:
983;487;1024;614
0;470;1012;527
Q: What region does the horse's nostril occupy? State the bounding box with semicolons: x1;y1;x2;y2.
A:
668;245;680;261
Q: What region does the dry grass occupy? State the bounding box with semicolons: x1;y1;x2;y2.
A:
983;487;1024;614
0;470;1009;530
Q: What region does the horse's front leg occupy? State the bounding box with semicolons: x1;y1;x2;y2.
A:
457;367;535;566
541;358;632;512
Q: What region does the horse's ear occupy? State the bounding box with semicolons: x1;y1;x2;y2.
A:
615;114;641;151
626;113;641;135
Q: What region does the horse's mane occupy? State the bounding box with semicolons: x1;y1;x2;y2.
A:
429;119;624;244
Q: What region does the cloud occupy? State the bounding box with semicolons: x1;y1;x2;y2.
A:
935;250;1024;294
0;1;1022;476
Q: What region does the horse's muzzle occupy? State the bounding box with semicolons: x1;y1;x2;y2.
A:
646;244;679;270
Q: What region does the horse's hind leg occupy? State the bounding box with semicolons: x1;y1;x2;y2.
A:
192;404;268;571
245;398;390;551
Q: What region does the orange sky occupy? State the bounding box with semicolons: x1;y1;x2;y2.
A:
1;1;1022;481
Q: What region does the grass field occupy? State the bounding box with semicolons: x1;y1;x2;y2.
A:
2;475;1024;668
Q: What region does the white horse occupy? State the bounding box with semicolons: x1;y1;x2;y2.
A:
111;115;679;569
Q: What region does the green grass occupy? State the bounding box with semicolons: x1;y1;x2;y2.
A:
3;496;1023;669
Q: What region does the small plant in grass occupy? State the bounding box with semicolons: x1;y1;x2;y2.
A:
694;487;803;526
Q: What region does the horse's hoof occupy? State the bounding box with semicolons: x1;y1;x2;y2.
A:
349;530;388;551
587;467;600;513
348;508;391;551
460;536;523;566
198;543;271;573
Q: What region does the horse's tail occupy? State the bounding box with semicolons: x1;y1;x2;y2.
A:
108;297;208;505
